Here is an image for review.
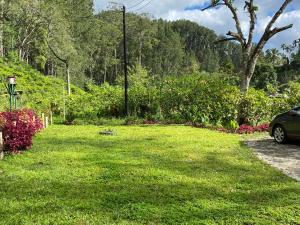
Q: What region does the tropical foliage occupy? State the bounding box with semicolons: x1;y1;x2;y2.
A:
1;61;299;128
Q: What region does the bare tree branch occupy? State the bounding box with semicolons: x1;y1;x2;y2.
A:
223;0;246;45
264;0;292;34
48;43;68;65
226;31;245;44
245;0;256;47
202;3;225;11
202;0;294;92
270;24;293;36
252;0;293;60
214;37;238;43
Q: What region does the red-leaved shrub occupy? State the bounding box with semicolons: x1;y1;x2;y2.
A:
237;124;255;134
0;109;43;153
237;123;269;134
254;123;269;132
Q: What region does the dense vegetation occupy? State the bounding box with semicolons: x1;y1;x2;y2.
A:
0;61;299;128
0;2;299;223
0;125;299;224
0;0;299;126
0;0;299;88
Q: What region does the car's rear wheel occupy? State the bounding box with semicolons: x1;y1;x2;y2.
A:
273;125;287;144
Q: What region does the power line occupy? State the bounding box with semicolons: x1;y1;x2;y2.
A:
130;0;153;13
108;0;154;13
121;0;141;5
127;0;148;10
112;0;141;9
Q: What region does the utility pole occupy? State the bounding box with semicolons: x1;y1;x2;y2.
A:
122;5;129;117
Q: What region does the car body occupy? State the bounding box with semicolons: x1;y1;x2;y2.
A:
269;107;300;144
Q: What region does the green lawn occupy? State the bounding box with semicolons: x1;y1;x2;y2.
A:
0;125;299;225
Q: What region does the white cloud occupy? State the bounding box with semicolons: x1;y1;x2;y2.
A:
94;0;300;49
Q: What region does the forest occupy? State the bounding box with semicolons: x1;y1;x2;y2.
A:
0;0;299;87
0;0;299;127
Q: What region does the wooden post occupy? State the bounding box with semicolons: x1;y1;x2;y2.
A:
50;111;53;125
45;116;49;128
41;113;45;128
63;86;66;122
0;128;3;160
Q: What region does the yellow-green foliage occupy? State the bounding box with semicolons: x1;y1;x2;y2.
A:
0;62;65;113
0;61;83;114
0;61;299;126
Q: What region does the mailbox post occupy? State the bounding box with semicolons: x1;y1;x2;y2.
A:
7;76;17;112
0;127;3;160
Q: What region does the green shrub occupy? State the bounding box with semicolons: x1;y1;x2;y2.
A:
159;74;240;125
285;81;300;108
239;89;273;125
2;61;300;127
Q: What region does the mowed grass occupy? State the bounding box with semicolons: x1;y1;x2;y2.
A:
0;125;299;225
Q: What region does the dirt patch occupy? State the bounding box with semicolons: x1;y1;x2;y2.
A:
245;137;300;181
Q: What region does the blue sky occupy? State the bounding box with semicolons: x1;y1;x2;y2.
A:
94;0;300;49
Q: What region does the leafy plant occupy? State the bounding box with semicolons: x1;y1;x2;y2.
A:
0;109;43;153
237;123;269;134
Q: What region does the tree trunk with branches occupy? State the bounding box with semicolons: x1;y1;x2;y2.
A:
204;0;293;92
48;44;71;96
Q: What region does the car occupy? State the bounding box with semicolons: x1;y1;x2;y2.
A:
269;107;300;144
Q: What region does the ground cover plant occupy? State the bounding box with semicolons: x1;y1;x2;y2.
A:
0;125;299;224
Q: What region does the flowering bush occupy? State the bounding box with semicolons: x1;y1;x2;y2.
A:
0;109;43;153
237;124;255;134
237;123;269;134
254;123;269;132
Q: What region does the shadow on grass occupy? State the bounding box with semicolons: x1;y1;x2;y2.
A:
1;134;299;224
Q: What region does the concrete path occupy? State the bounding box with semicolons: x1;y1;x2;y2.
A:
245;138;300;181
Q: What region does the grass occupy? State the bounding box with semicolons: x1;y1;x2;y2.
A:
0;125;299;225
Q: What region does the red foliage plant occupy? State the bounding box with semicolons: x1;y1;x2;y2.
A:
254;123;269;132
237;123;269;134
0;109;43;153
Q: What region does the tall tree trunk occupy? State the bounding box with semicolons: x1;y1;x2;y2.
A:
238;55;260;124
240;54;259;92
138;41;142;66
104;58;107;83
66;64;71;96
26;50;29;64
240;74;251;93
19;48;22;61
51;61;55;76
0;0;4;58
114;49;118;79
89;67;93;80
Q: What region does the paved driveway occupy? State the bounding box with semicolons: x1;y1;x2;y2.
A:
246;138;300;181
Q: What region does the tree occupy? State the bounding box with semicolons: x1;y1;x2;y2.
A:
147;20;185;76
252;63;278;89
46;5;77;96
0;0;4;57
265;48;283;66
127;14;157;67
204;0;294;92
9;0;47;61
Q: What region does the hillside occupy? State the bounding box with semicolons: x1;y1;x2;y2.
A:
0;60;71;114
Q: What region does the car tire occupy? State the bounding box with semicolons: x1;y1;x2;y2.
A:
273;125;287;144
